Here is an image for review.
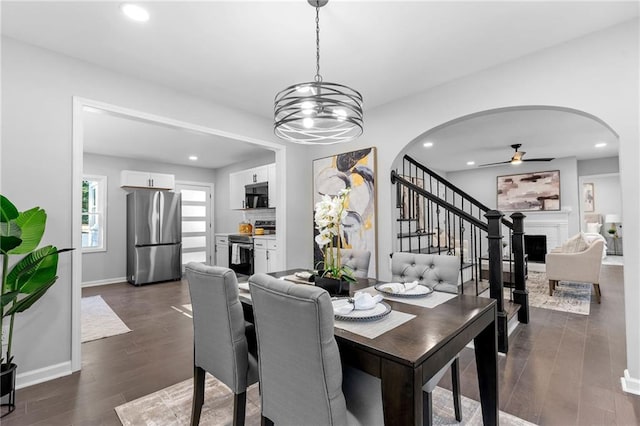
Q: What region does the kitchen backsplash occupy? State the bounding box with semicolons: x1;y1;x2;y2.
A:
245;209;276;224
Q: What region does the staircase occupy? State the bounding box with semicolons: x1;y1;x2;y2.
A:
391;155;530;353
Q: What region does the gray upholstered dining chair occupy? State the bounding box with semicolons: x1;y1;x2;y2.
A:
331;248;371;278
185;263;259;426
248;273;384;426
391;251;461;294
391;252;463;425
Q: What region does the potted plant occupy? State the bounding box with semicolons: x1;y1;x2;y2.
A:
313;188;355;295
0;195;72;416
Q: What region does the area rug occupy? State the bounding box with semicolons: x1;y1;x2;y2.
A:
115;374;536;426
81;295;132;343
522;271;591;316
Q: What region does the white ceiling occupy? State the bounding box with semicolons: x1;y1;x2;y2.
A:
3;1;636;170
405;108;619;172
82;108;273;169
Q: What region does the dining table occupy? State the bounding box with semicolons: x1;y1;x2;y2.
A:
239;269;498;426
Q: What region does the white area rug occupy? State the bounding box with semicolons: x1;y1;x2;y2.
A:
524;271;592;315
81;295;131;343
115;374;536;426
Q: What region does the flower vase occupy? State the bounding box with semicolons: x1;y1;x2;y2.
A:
314;272;350;296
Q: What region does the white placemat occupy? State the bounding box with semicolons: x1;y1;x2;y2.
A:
334;310;416;339
362;286;457;309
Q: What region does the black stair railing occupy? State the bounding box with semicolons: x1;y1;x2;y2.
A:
391;155;530;353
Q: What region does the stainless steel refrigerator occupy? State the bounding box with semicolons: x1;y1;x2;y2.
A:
127;190;182;285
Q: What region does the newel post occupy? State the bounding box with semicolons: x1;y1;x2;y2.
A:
485;209;508;353
510;212;529;324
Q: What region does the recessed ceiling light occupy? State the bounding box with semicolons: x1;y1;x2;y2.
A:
466;161;475;166
423;142;434;148
595;142;607;148
188;156;198;161
120;3;149;22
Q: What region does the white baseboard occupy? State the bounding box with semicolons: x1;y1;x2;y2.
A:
16;361;72;389
82;277;127;288
621;369;640;395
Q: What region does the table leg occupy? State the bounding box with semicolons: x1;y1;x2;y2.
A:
474;314;499;425
380;358;423;425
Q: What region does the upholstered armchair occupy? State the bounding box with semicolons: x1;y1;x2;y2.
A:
545;239;604;303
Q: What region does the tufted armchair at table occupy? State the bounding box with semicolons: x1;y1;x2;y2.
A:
390;252;461;294
330;248;371;278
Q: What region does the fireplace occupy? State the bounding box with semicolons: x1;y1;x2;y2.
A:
524;235;547;263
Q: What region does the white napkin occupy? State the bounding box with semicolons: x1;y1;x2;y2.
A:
353;292;383;310
334;292;383;315
378;280;419;294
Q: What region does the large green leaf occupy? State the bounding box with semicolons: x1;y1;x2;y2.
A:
5;246;59;294
3;276;57;316
0;220;22;254
0;195;19;223
0;291;19;309
9;207;46;254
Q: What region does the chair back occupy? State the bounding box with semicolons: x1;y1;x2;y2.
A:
249;273;348;426
185;263;250;393
331;248;371;278
391;252;460;294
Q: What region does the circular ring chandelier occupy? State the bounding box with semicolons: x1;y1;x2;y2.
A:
274;0;363;145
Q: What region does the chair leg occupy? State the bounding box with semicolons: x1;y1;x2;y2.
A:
261;416;274;426
593;283;601;304
191;366;206;426
422;390;433;426
549;280;554;296
451;358;462;421
233;391;247;426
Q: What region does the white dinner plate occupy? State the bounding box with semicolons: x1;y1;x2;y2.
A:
331;298;391;322
375;283;433;298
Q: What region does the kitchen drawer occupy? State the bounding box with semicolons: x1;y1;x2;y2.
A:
254;239;267;249
267;240;277;250
215;236;229;244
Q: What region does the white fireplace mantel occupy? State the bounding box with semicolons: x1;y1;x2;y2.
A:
522;208;571;252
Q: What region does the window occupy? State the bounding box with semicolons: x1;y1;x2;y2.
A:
82;175;107;251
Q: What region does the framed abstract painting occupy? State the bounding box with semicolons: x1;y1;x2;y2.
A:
313;147;377;278
497;170;560;211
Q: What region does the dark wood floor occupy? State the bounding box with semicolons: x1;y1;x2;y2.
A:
3;264;639;425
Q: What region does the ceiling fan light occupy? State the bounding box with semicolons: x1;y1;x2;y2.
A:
511;159;523;165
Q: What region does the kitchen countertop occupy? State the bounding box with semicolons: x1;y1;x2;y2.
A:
253;234;276;239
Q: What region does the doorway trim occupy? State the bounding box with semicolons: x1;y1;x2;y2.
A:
71;96;286;371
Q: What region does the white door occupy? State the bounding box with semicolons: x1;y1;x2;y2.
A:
176;182;213;267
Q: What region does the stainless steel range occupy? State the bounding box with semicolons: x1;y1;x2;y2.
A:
228;220;276;278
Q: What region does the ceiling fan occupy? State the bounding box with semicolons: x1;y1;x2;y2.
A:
478;143;554;167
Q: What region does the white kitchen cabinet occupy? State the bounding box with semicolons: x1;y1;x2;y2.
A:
253;237;279;273
268;163;277;208
229;163;275;210
120;170;175;190
253;165;269;184
215;235;229;267
229;169;252;209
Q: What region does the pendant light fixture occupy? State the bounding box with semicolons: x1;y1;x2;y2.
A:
274;0;363;145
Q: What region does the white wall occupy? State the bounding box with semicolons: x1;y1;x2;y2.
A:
446;157;580;235
578;156;619;176
82;153;217;284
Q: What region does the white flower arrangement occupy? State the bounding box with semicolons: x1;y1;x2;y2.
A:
314;188;355;281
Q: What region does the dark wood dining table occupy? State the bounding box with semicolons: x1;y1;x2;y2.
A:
241;270;499;426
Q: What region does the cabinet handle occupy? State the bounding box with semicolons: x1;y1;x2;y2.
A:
266;251;269;260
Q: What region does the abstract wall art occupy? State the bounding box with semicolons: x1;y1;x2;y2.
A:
313;147;377;278
497;170;560;211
